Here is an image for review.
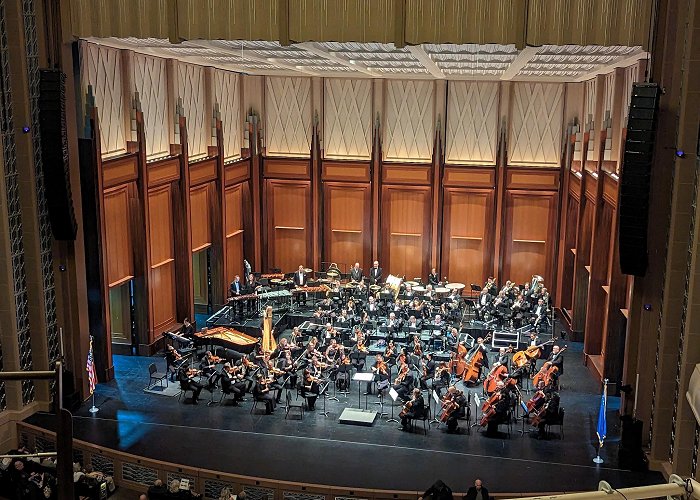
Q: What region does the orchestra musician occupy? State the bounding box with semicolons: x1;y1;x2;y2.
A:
220;363;246;405
199;351;218;376
399;388;425;431
165;345;184;381
365;296;380;318
294;265;308;306
484;381;513;436
541;345;564;386
432;362;451;396
534;389;561;439
229;275;244;318
467;336;490;380
302;368;320;410
443;386;468;433
419;352;436;390
494;347;510;370
392;363;414;401
411;334;424;357
243;273;261;315
177;365;203;404
325;338;341;365
179;317;195;338
252;372;276;414
428;267;439;286
407;315;422;331
369;261;383;285
277;349;298;388
444;327;458;348
367;354;389;394
532;298;548;331
336;309;352;328
350;262;364;283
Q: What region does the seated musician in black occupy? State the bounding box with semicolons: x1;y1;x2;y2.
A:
543;344;564;386
406;315;422;331
432;362;451;397
302;368;320;410
420;352;436;390
165;344;183;381
336;309;352;328
177;365;203;404
199;351;218;376
494;347;510;371
179;318;195;338
392;363;414;401
365;296;380;318
444;386;468;433
220;363;246;405
400;388;425;431
485;382;513;436
536;390;561;439
367;354;389;394
252;372;276;414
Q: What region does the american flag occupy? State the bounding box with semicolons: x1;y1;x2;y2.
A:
86;336;97;395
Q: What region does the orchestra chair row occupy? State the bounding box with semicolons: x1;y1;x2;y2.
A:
148;363;168;389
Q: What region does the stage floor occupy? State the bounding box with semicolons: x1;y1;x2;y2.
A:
28;340;662;494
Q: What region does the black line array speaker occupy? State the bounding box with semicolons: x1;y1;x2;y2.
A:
618;83;661;277
39;69;77;241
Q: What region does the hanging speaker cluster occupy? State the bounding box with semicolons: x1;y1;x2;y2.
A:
39;69;77;241
618;83;661;277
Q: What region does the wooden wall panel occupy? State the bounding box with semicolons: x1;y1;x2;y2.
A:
103;154;138;188
148;185;176;332
503;192;556;285
381;186;431;280
323;183;371;268
441;189;493;287
382;164;432;185
103;185;134;286
506;168;560;191
264;180;312;272
321;161;371;182
263;158;311;179
224;184;245;285
190;183;212;251
443;167;495;188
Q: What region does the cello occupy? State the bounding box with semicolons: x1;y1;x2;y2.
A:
512;339;554;369
533;345;567;387
483;364;509;394
462;334;492;384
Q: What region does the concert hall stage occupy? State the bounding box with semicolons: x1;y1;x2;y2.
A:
27;341;661;494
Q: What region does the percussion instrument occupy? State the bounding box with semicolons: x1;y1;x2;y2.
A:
413;285;426;292
270;278;282;284
434;287;450;296
326;269;340;278
369;285;381;292
405;281;419;286
304;268;313;273
445;282;465;290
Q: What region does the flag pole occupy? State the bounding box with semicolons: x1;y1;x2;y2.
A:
593;378;608;464
89;392;98;414
87;335;99;414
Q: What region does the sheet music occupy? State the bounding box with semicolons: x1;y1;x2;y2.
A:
389;387;399;401
432;390;441;405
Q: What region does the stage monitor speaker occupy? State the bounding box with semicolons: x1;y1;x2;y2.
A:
618;83;661;277
38;69;77;241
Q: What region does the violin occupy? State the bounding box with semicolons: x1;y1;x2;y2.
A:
394;365;409;385
210;355;223;363
372;360;388;375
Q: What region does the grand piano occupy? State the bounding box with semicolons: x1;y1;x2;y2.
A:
194;327;259;354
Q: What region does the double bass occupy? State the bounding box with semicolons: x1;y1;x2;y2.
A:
483;364;509;394
532;345;567;387
512;339;554;369
439;391;461;422
462;334;491;384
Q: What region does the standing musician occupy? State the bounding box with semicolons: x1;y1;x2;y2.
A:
475;288;493;321
220;363;246;405
294;265;309;306
244;273;261;315
252;372;276;414
350;262;364;283
399;388;425;431
177;365;203;404
229;275;244;318
369;261;383;285
466;336;490;380
428;268;439;286
368;354;389;394
392;363;414;401
276;349;298;389
531;298;548;331
301;368;320;411
419;352;436;390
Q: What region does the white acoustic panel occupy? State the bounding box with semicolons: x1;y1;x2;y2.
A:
584;78;597;131
603;72;615;117
384;80;435;162
509;83;564;166
133;53;170;158
622;63;641;125
265;76;312;157
323;79;372;160
177;63;209;158
214;70;241;160
80;42;126;157
445;81;499;165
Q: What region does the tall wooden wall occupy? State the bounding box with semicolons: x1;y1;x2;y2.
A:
556;61;646;385
79;40;644;378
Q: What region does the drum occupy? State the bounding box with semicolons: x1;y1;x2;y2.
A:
445;282;465;290
434;287;450;296
270;278;281;284
413;285;426;292
304;268;313;274
369;285;381;292
405;280;419;286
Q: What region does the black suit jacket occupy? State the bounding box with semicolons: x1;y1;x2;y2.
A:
428;273;439;285
350;268;363;281
294;272;307;286
369;267;383;284
464;486;490;500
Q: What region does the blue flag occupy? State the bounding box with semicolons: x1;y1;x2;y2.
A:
596;381;608;448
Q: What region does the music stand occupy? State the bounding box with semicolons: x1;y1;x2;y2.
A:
518;400;530;435
471;393;482;428
353;372;374;410
375;382;388;417
429;390;442;426
318;381;330;417
387;387;400;423
279;373;293;411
